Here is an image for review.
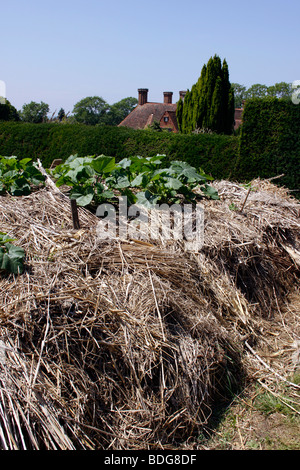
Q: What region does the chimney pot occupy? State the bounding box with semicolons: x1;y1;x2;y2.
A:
163;91;173;104
138;88;148;105
179;90;187;101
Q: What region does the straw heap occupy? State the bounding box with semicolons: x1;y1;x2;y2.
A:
0;177;299;449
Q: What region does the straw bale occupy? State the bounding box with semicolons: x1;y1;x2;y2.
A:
0;179;299;449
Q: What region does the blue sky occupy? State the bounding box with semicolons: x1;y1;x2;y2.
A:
1;0;299;114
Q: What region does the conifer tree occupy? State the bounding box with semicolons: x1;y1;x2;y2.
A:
177;55;234;134
176;96;183;132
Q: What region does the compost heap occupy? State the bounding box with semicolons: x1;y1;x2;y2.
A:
0;178;299;450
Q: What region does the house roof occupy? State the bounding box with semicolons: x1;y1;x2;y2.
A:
118;102;178;130
119;96;243;132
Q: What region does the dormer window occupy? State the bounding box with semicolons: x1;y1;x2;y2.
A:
164;116;169;122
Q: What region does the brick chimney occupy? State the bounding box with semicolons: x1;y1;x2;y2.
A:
179;90;187;101
163;91;173;104
138;88;148;105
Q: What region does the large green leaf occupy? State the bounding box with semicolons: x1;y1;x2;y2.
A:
10;176;31;196
19;158;32;169
150;168;176;180
200;184;220;200
92;156;116;174
70;186;94;206
112;175;131;189
162;177;183;190
2;169;18;180
0;243;25;274
68;156;93;169
135;190;161;208
23;165;46;185
68;165;95;182
130;172;149;188
117;158;132;169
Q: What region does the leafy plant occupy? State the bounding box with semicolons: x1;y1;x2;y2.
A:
51;154;219;208
51;154;116;206
0;232;25;274
106;155;219;207
0;156;45;196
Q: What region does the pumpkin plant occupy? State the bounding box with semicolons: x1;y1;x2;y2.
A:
0;156;45;196
0;233;25;275
51;154;116;206
51;154;219;208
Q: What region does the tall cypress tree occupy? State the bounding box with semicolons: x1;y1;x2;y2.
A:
176;96;183;132
221;59;234;134
177;55;235;134
209;76;223;131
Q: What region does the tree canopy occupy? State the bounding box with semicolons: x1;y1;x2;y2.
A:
72;96;137;126
232;82;293;107
0;99;20;121
72;96;109;125
105;97;138;126
19;101;50;123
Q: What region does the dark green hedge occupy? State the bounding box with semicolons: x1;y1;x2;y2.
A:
0;122;239;179
234;98;300;194
1;101;299;196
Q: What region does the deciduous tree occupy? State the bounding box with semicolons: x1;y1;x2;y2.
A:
20;101;49;123
105;97;138;126
73;96;109;125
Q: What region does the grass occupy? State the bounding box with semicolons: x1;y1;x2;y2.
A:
200;375;300;450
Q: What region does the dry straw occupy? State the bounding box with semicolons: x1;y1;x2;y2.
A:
0;176;299;449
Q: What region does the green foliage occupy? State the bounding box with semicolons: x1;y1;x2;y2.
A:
147;121;163;132
19;101;50;123
51;154;219;208
0;100;20;122
51;154;116;206
0;121;239;178
0;155;45;195
178;55;235;134
105;97;138;126
58;108;66;122
72;96;109;125
72;96;138;126
0;232;25;275
176;97;183;133
235;98;300;195
232;82;293;107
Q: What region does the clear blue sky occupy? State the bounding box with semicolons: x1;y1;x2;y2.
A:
1;0;299;114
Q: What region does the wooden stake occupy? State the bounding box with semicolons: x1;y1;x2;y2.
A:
240;186;251;213
71;199;80;229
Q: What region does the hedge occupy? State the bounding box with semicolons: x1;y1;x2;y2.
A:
0;100;299;197
0;122;239;179
234;98;300;195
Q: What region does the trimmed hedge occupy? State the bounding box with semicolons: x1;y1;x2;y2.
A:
1;100;299;197
0;122;239;179
235;98;300;194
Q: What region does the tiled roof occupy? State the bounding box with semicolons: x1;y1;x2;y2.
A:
120;101;243;131
118;102;177;130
